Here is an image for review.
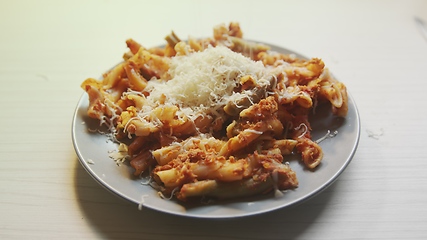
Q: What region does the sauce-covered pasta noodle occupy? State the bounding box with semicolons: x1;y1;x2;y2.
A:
81;22;348;202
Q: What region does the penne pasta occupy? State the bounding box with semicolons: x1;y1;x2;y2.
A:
81;22;348;202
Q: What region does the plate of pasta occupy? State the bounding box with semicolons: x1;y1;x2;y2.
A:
72;23;360;218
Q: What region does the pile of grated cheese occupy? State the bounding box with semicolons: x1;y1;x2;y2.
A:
144;45;271;118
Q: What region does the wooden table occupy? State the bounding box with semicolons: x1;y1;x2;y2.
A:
1;0;427;239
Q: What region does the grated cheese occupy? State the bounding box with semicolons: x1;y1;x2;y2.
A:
315;130;338;143
108;143;129;164
144;46;270;118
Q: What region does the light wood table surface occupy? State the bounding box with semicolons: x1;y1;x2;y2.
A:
1;0;427;239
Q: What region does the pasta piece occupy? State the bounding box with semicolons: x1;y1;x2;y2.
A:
277;85;313;108
332;82;348;117
130;149;156;176
284;58;325;86
228;36;270;59
80;78;106;120
228;22;243;38
102;63;126;90
257;51;303;66
188;37;203;52
177;178;273;201
126;38;144;55
164;31;181;48
127;136;147;156
174;41;194;56
123;62;148;91
152;136;225;165
317;69;349;116
125;117;160;137
128;48;171;80
219;125;265;156
151;145;182;166
262;139;297;155
295;138;323;169
117;93;146;111
150;106;197;137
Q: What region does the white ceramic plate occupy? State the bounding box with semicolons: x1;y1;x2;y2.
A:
72;43;360;218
